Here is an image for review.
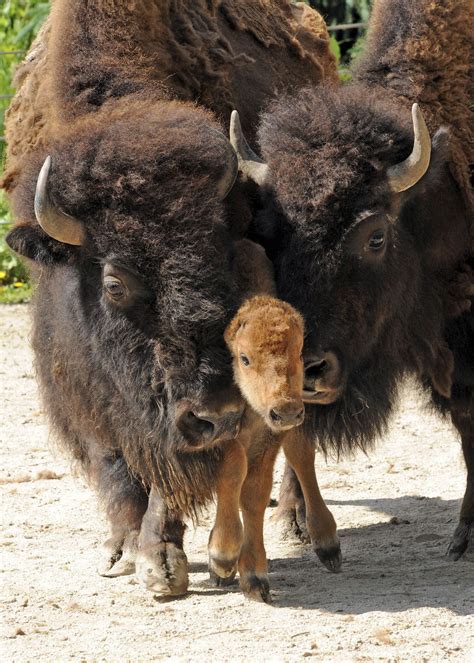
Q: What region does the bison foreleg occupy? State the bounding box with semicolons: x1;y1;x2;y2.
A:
448;398;474;560
272;461;310;543
135;486;188;596
90;450;148;578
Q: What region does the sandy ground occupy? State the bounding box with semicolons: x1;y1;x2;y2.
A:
0;303;473;662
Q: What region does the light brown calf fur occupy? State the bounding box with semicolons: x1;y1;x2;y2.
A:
207;240;340;602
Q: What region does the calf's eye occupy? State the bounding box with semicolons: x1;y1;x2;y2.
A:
104;276;126;300
368;229;386;251
240;353;250;367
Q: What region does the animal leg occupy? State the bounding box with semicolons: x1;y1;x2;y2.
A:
282;436;341;573
238;444;280;603
448;397;474;560
135;486;188;596
273;461;309;543
90;449;148;578
208;439;247;586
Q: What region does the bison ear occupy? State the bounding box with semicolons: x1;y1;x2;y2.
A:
420;126;451;187
6;224;76;264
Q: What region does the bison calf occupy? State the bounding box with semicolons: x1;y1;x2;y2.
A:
207;241;340;603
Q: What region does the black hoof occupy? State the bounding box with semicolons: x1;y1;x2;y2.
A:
315;542;343;573
240;573;272;604
447;520;472;561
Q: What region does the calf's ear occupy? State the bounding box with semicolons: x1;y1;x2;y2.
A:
224;312;247;348
6;224;76;265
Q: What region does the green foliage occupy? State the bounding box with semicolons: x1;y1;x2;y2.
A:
0;2;50;303
0;189;33;303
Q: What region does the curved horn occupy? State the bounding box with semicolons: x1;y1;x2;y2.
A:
230;110;269;187
207;128;239;199
387;103;431;193
34;156;85;245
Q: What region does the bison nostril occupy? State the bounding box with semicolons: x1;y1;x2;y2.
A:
305;359;328;383
179;410;215;443
270;409;282;422
187;411;215;437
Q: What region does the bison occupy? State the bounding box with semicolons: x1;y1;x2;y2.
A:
1;1;337;595
231;0;474;558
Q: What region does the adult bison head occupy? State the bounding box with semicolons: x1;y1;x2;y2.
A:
232;85;470;451
7;100;245;457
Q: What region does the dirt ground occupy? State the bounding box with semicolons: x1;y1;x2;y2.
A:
1;304;473;662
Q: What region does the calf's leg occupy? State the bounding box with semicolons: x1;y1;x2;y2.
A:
238;444;280;603
448;395;474;559
208;439;247;585
135;486;188;596
282;435;341;572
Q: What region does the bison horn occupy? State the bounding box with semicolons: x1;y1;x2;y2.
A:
208;129;239;199
387;103;431;193
34;156;85;245
230;110;269;187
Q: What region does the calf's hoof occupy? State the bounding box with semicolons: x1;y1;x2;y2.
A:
208;553;238;585
136;543;188;596
447;520;473;561
209;569;237;587
314;539;342;573
239;573;272;604
98;530;138;577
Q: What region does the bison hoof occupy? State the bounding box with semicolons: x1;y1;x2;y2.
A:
98;530;138;577
239;573;272;604
272;508;310;543
314;540;342;573
447;520;473;561
136;543;188;596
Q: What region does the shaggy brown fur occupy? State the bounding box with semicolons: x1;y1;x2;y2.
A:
2;0;336;192
354;0;474;232
255;0;474;558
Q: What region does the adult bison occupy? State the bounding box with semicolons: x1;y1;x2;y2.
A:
232;0;474;557
2;0;336;595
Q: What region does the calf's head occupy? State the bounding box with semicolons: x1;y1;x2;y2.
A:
225;295;305;431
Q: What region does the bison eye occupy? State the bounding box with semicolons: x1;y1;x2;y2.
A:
368;229;386;251
240;353;250;367
104;276;126;300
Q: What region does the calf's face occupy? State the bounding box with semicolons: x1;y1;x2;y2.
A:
225;296;305;431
